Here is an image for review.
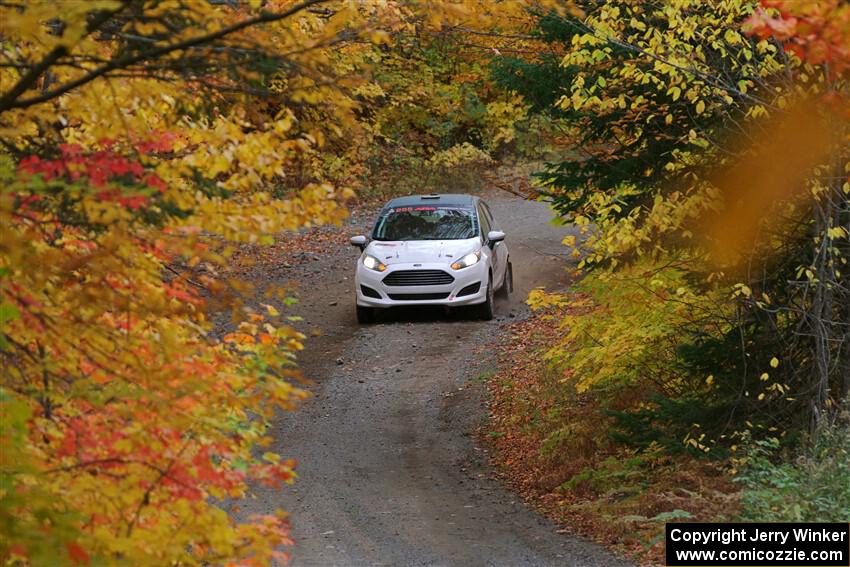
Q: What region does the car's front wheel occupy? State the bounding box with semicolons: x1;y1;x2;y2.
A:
478;274;495;321
356;305;375;324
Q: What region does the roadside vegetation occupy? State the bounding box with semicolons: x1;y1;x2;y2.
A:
485;1;850;563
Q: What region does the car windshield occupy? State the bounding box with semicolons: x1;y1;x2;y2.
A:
372;205;478;241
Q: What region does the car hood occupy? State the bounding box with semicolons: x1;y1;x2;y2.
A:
366;238;480;265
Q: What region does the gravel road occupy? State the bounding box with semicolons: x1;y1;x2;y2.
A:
243;189;632;567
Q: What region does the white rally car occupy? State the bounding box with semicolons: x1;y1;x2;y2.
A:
350;194;513;323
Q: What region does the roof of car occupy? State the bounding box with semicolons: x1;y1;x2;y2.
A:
383;194;477;208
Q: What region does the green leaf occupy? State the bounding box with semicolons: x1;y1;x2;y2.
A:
0;303;20;325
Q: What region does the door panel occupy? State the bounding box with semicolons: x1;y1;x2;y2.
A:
481;201;507;287
478;202;506;287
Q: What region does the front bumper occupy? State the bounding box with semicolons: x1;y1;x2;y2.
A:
355;261;488;308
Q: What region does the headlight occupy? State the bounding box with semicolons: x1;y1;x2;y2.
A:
363;254;387;272
451;250;481;270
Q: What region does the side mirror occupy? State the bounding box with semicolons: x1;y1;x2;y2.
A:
487;230;505;248
350;235;367;251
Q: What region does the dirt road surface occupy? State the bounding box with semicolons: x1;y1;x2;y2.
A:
243;189;632;567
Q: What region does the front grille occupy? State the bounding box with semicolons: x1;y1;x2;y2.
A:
360;285;381;299
388;292;450;301
383;269;454;287
456;282;481;297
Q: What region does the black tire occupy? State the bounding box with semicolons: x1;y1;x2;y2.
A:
497;261;513;299
356;305;375;324
478;274;495;321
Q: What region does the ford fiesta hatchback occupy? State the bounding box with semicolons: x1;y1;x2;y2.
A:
350;194;513;323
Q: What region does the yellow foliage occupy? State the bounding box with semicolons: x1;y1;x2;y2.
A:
427;142;493;169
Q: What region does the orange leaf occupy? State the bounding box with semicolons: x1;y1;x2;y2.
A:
66;542;90;565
